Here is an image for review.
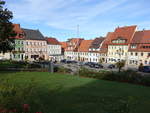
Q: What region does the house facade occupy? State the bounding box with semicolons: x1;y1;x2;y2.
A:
99;32;113;63
128;30;150;68
46;37;62;61
23;29;47;61
88;37;105;62
65;38;83;60
106;26;137;64
78;40;93;62
0;24;26;61
12;39;25;61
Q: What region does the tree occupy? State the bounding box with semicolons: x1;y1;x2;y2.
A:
99;58;105;64
138;63;143;71
0;0;16;53
116;60;126;72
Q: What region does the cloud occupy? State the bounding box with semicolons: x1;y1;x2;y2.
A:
7;0;127;29
6;0;150;40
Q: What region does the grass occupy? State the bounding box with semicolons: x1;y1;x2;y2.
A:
0;72;150;113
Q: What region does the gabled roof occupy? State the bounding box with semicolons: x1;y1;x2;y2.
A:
108;25;137;45
13;24;23;33
22;28;45;40
137;30;150;44
78;40;93;52
89;37;105;49
46;37;60;45
66;38;84;51
12;24;24;39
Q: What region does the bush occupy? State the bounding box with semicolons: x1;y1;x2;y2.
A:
79;68;150;86
57;67;72;74
27;63;41;69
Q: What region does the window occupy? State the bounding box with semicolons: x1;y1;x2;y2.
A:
131;52;133;55
112;37;127;43
145;60;147;64
141;53;143;56
131;44;137;49
135;53;138;56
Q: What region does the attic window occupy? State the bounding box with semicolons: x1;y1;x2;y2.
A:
142;46;150;49
112;37;127;43
131;44;137;49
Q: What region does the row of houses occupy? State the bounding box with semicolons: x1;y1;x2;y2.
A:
1;24;150;68
0;24;62;61
62;25;150;68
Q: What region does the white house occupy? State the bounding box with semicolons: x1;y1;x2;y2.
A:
46;37;62;61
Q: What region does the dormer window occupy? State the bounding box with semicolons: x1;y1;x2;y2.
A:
112;37;127;43
131;44;137;49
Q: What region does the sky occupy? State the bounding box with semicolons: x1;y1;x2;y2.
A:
5;0;150;41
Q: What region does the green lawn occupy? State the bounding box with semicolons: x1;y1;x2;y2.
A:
0;72;150;113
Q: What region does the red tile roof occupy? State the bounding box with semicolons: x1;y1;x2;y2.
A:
68;38;84;44
60;42;67;49
46;37;60;45
13;24;23;33
12;24;24;39
78;40;93;52
66;38;84;51
99;32;113;53
108;25;137;45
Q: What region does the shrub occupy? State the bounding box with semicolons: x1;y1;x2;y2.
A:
27;63;41;69
57;67;72;74
78;68;150;86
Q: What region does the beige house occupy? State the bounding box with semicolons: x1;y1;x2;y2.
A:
106;26;137;64
23;29;47;61
128;30;150;68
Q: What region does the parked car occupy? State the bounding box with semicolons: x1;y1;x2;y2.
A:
71;60;78;64
89;62;103;68
60;59;67;63
94;64;103;68
108;64;116;69
77;61;84;66
84;62;92;66
139;66;150;73
66;60;72;64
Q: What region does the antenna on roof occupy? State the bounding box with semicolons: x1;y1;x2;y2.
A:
77;24;79;38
